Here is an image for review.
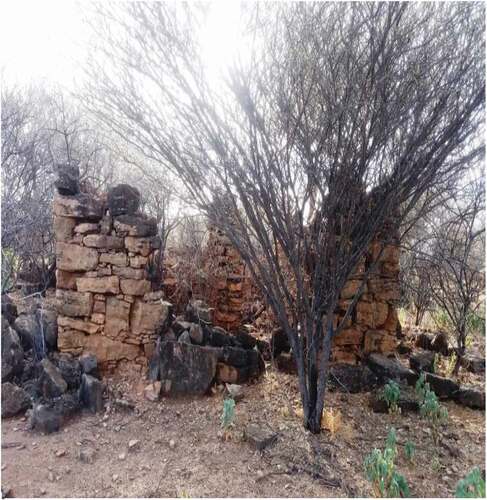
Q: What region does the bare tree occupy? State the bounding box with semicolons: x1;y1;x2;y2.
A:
84;2;485;432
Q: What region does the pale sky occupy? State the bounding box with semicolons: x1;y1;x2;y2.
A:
0;0;245;89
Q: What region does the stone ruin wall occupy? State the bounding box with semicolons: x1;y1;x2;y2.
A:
53;187;170;373
200;226;401;364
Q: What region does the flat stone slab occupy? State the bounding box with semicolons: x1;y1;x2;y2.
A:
245;424;277;451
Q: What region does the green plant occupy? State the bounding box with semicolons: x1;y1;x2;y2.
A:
415;372;430;403
433;353;440;374
382;380;401;414
455;467;486;498
404;441;415;463
364;428;410;497
220;398;235;430
420;388;448;445
445;352;457;376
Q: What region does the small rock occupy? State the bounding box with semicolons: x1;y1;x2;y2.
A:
40;488;46;496
48;472;54;482
225;384;244;402
169;439;176;449
78;448;96;464
128;439;140;451
1;382;31;418
31;404;61;434
55;449;66;457
39;358;68;398
118;453;126;461
256;470;264;478
79;373;104;413
245;424;277;451
112;474;119;481
144;381;161;402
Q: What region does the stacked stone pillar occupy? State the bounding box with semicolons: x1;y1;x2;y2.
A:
53;178;171;372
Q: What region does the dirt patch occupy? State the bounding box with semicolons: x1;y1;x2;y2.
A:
1;367;485;498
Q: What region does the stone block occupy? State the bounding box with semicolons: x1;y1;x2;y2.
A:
356;301;389;328
1;382;31;418
84;335;140;362
58;316;99;335
107;184;140;216
74;223;99;234
53;193;103;220
100;252;128;267
105;297;131;338
76;276;120;294
56;243;98;272
112;266;146;280
56;289;93;317
57;329;86;353
363;329;397;354
56;269;82;290
93;301;106;314
124;237;153;257
130;256;148;268
340;279;365;300
83;234;124;249
91;313;105;325
53;216;77;242
130;300;171;334
120;279;151;296
332;327;363;347
114;214;157;237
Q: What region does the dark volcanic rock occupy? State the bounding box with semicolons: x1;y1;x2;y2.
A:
460;355;485;374
79;353;99;378
30;403;61;433
409;349;435;373
431;332;451;356
52;391;81;418
55;163;80;195
256;339;271;361
114;214;157;237
107;184;140;216
209;327;235;347
275;352;297;374
13;314;38;350
1;295;17;325
36;309;58;351
328;363;378;393
79;374;104;413
178;330;192;345
1;319;24;382
369;385;420;414
234;329;257;350
415;332;434;351
271;327;291;357
159;341;218;395
218;346;249;367
1;382;31;418
185;300;212;324
425;373;460;399
367;353;418;385
39;358;68;398
454;386;485;410
53;354;82;390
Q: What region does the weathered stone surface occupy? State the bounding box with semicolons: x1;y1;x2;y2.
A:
454;386;485;410
425;373;459;399
130;300;171;334
120;279;151;296
159;341;218;395
93;301;106;314
112;266;146;280
105;297;131;338
114;214;157;237
53;216;77;242
74;223;99;234
1;321;24;382
340;280;365;299
57;329;86;353
56;243;98;272
83;234;124;250
91;313;105;325
356;301;389;328
53;193;103;220
185;300;212;323
363;330;397;354
178;330;192;344
275;353;297;374
76;276;120;294
332;327;364;347
100;252;128;267
130;256;148;268
39;358;68;398
1;382;31;417
100;215;112;235
216;363;249;384
84;335;140;362
56;270;82;290
245;424;277;451
328;363;378;393
52;353;82;390
107;184;140;216
430;332;451;356
37;309;58;350
79;374;104;413
124;237;154;257
218;346;248;367
143;291;164;302
410;350;436;373
58;316;99;335
189;323;204;344
460;354;485;374
54;163;79;195
1;294;17;325
13;314;38;349
56;290;93;317
369;386;420;414
367;353;418;385
144;381;162;402
209;326;235;348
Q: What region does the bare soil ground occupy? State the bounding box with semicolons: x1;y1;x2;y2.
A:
1;366;485;498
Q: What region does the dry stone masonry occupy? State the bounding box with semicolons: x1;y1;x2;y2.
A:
54;178;170;373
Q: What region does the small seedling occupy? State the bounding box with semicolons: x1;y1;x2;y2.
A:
433;353;440;374
404;441;415;463
415;372;430;403
220;397;235;439
455;467;486;498
420;388;448;445
364;427;410;498
382;380;401;414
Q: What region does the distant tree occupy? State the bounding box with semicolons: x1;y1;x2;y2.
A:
84;2;485;432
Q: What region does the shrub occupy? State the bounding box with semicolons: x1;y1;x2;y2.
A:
404;441;415;463
455;468;486;498
382;380;401;414
420;387;448;445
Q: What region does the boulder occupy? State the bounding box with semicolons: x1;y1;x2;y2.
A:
234;328;257;350
218;346;248;367
159;341;218;395
425;373;460;399
415;332;434;351
114;214;157;237
36;309;58;351
185;300;212;324
107;184;140;216
39;358;68;398
209;327;235;347
409;350;436;373
1;382;31;418
79;374;104;413
13;314;38;349
30;403;61;433
369;385;420;414
328;363;378;393
79;353;99;377
130;300;171;334
56;243;99;272
1;321;24;382
53;193;103;220
431;332;451;356
51;392;81;419
172;319;192;337
275;352;298;374
1;294;17;325
460;355;485;374
454;386;485;410
54;163;80;195
367;353;418;385
74;222;99;234
53;354;82;390
271;328;291;357
178;330;192;344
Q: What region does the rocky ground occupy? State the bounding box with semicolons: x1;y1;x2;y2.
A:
1;366;484;498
